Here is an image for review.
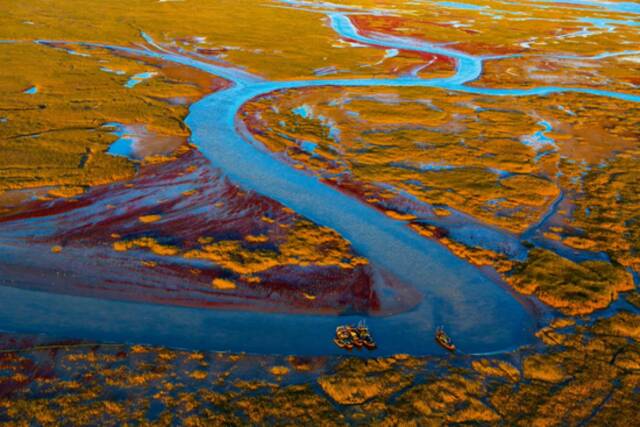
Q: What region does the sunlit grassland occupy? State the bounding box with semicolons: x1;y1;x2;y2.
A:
290;0;640;91
242;85;640;313
297;0;640;55
0;41;213;195
242;86;559;232
1;0;455;80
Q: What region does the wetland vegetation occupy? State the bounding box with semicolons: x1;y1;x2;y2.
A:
1;0;639;424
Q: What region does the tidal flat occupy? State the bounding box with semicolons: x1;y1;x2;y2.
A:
1;0;639;424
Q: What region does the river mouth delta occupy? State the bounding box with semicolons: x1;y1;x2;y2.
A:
1;0;639;424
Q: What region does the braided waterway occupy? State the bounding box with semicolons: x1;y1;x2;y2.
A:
1;3;638;356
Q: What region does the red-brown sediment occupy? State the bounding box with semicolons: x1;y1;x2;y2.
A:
0;149;416;316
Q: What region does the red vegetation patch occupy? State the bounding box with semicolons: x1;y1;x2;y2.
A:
351;14;522;56
349;15;457;67
0;150;415;316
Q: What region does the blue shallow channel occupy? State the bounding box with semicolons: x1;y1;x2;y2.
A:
4;6;639;356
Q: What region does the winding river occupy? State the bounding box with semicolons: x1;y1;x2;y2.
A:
1;2;639;356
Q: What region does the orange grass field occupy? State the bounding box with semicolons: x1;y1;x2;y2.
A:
1;0;640;424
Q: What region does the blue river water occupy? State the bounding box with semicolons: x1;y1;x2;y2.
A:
2;4;639;356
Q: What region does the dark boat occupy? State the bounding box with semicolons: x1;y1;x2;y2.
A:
334;325;354;350
435;326;456;352
356;321;377;350
333;322;377;351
